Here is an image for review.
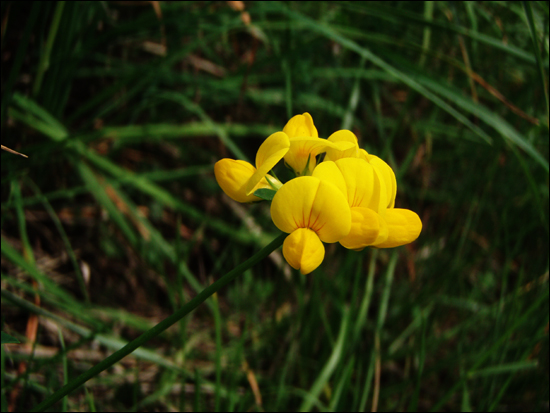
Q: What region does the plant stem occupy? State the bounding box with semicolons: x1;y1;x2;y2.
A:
32;233;286;412
523;1;549;121
32;1;65;98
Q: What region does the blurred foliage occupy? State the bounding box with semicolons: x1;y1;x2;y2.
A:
1;1;548;411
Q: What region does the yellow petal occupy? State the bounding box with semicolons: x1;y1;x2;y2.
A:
369;165;389;215
215;159;269;203
270;176;351;243
284;137;332;175
373;208;422;248
255;131;290;168
245;131;290;195
372;213;389;246
283;228;325;275
271;176;317;233
282;112;318;138
316;158;388;215
309;179;352;243
339;207;381;250
332;158;386;214
357;148;369;161
367;155;397;208
311;161;348;198
324;130;358;161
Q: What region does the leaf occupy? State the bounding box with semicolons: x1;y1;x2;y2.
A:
254;188;277;201
1;331;20;344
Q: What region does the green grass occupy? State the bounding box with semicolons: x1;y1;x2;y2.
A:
1;1;548;411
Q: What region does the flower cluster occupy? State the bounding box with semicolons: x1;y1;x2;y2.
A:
215;113;422;274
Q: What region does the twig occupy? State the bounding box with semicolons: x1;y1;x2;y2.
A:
1;145;28;158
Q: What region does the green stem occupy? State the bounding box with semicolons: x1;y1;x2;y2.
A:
32;233;286;412
33;1;65;97
418;1;434;68
523;1;549;121
213;294;222;411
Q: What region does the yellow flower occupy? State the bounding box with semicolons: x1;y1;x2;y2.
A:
372;208;422;248
284;138;331;176
324;130;360;162
270;176;351;274
245;131;290;195
282;113;349;175
215;111;421;267
214;131;289;202
362;155;421;248
364;154;397;209
341;148;397;209
214;159;272;203
323;135;395;206
313;156;421;250
282;112;318;138
313;158;388;250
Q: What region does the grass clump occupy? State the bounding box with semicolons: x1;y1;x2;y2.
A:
1;1;548;411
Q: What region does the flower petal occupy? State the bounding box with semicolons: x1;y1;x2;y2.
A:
368;155;397;208
369;165;389;215
372;213;389;246
333;158;387;214
311;161;348;199
309;179;352;243
284;137;333;175
325;130;358;161
339;207;381;250
255;131;290;168
215;159;270;203
283;228;325;275
270;176;351;243
373;208;422;248
245;131;290;195
271;176;317;234
357;148;369;161
315;157;387;215
283;112;318;138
